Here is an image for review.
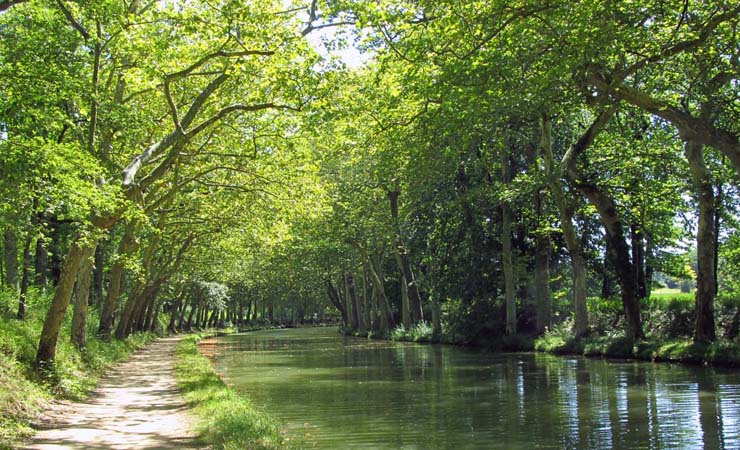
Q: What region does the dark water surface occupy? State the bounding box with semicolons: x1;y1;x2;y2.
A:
202;327;740;449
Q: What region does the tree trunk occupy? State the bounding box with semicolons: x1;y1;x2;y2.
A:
4;229;18;290
169;298;182;333
540;113;589;337
562;107;643;339
34;234;47;288
348;272;364;332
327;279;348;325
582;186;643;339
502;153;516;335
534;223;551;334
98;220;138;339
344;272;358;330
685;140;716;342
185;301;198;331
36;238;93;367
71;245;97;349
367;252;394;329
92;243;105;307
631;223;647;299
388;190;423;323
17;232;33;320
115;283;143;339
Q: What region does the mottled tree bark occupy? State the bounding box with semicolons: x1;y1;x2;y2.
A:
685;140;716;342
534;213;551;334
36;238;91;366
540;113;589;337
71;245;97;349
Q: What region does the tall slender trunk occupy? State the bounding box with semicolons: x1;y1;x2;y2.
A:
36;237;94;367
713;179;722;296
98;220;138;339
169;298;182;333
502;152;516;335
631;223;647;299
4;229;18;290
388;190;423;323
92;244;105;307
685;140;716;342
326;279;348;325
534;211;551;334
540;113;589;337
71;245;97;349
344;272;358;330
34;234;47;288
17;232;33;320
367;252;394;329
581;185;643;339
185;300;198;331
115;285;142;339
349;272;364;332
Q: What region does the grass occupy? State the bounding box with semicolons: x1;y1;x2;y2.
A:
535;330;740;367
0;288;157;449
174;332;288;450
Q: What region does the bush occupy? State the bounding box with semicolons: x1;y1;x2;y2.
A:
389;321;434;343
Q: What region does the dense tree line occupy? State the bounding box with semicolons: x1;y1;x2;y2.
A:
1;1;739;369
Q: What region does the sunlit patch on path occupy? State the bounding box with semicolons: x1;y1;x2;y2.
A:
23;336;199;450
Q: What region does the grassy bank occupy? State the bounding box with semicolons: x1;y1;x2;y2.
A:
535;333;740;366
534;293;740;366
0;288;157;449
174;332;287;450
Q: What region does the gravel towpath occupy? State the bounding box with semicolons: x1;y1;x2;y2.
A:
23;336;200;450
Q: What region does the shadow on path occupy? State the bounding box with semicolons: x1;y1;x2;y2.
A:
23;336;201;450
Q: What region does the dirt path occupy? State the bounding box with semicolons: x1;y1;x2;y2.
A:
23;336;201;450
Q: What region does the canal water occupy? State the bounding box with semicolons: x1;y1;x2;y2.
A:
201;327;740;449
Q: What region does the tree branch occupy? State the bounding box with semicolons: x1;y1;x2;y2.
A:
0;0;26;12
55;0;90;41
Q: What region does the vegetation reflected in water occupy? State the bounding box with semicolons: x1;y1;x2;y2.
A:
204;328;740;449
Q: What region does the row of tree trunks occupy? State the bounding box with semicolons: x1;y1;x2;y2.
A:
563;108;643;340
539;113;590;338
388;190;423;324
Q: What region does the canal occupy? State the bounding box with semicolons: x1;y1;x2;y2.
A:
201;327;740;449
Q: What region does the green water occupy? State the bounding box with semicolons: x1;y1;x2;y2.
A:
202;327;740;449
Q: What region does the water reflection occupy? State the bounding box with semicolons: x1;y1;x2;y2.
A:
204;328;740;449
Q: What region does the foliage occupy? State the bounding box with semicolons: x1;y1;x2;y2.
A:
389;321;433;342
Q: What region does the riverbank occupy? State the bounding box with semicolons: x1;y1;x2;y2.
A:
0;306;157;449
174;331;287;450
374;293;740;367
534;333;740;366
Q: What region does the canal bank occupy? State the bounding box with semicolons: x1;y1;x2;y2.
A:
201;327;740;449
